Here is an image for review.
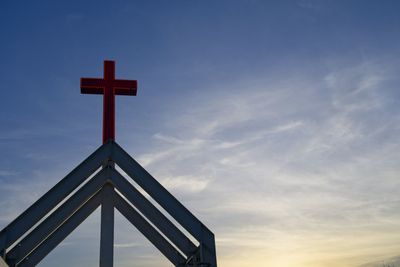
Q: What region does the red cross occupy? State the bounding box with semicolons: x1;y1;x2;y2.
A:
81;60;137;144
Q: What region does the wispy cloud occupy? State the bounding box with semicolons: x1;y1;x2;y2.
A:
126;59;400;267
0;170;18;177
114;242;141;248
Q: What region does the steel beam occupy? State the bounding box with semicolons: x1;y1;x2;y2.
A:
0;256;8;267
6;168;108;265
99;183;114;267
0;142;112;254
17;191;102;267
113;192;185;266
111;142;217;267
110;168;196;257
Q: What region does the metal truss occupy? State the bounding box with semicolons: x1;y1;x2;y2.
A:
0;141;217;267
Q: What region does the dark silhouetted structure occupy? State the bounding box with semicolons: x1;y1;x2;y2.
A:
0;61;217;267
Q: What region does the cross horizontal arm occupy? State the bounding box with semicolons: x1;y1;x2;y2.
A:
80;79;137;95
81;78;105;94
114;88;136;95
113;80;137;95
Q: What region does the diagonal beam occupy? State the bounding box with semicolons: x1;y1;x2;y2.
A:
17;191;102;267
113;192;186;266
110;142;205;238
6;167;108;265
0;257;8;267
0;142;112;253
110;141;217;266
110;168;197;257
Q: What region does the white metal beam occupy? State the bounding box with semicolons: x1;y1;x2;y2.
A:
110;168;197;257
0;142;111;254
6;167;108;265
17;191;102;267
113;192;186;266
111;141;217;267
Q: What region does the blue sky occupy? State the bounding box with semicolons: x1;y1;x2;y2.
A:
1;1;400;266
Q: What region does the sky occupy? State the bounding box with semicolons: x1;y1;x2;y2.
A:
1;1;400;267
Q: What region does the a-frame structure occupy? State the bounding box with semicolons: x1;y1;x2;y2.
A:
0;141;217;267
0;60;217;266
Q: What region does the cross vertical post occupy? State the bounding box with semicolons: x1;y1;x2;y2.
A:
103;61;115;145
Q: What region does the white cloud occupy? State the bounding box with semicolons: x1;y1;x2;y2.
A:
125;59;400;267
0;170;18;177
159;175;210;193
114;242;141;248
